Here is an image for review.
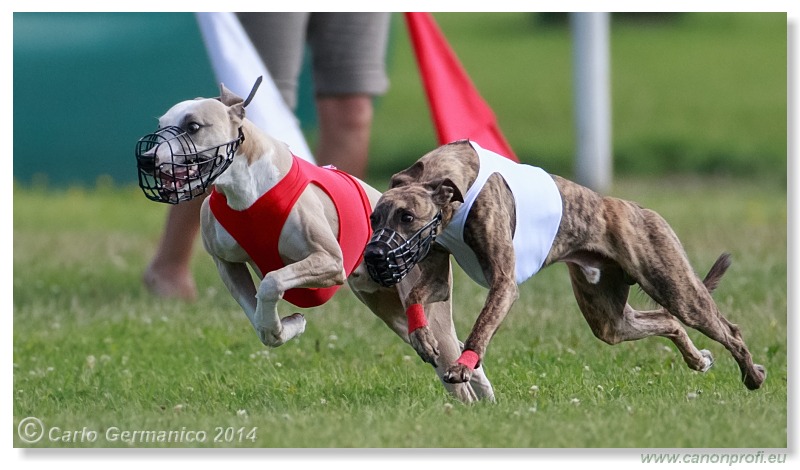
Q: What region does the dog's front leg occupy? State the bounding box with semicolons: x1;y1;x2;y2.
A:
443;275;519;384
254;251;345;346
397;246;452;366
209;249;308;347
211;257;260;332
212;256;307;348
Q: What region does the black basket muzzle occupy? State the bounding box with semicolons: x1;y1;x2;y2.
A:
135;125;244;204
364;213;442;287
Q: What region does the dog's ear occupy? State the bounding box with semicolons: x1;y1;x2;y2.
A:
228;102;246;124
218;83;246;124
218;83;244;107
390;161;424;188
429;178;464;207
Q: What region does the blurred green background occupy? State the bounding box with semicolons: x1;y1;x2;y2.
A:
13;12;786;188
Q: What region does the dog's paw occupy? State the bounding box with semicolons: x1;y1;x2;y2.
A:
699;349;715;372
443;363;473;384
743;364;767;390
409;326;440;367
257;313;306;347
258;329;285;347
281;312;306;338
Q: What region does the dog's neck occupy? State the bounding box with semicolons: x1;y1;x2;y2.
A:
212;119;294;211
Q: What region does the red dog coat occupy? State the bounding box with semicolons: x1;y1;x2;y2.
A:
209;156;372;308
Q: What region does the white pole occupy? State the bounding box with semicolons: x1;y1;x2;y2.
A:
571;12;612;193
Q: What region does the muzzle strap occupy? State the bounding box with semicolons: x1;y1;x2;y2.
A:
242;75;263;108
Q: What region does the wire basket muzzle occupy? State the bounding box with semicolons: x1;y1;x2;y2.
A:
135;125;243;204
364;213;442;287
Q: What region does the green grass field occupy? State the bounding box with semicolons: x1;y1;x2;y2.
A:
11;11;788;454
12;175;786;449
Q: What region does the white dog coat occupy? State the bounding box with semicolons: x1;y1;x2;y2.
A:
435;141;563;288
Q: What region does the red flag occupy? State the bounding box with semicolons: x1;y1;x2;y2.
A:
404;12;518;162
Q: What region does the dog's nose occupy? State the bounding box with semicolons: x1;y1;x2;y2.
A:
363;243;388;263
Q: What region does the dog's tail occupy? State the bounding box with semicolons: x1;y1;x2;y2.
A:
702;252;732;294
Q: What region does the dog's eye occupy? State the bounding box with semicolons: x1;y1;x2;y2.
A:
400;212;415;224
187;122;201;134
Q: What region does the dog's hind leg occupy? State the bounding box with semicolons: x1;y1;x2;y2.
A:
630;218;765;389
621;208;765;389
643;271;765;389
567;259;713;373
468;362;495;402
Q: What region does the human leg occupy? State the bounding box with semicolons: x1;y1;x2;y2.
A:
307;13;391;179
143;195;204;300
236;12;309;109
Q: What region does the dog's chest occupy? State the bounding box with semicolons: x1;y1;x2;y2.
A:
208;220;251;264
